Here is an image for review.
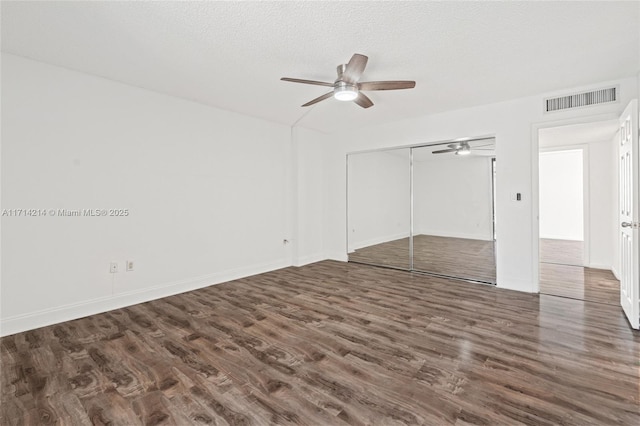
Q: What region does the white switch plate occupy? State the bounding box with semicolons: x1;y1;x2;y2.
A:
109;262;118;273
126;260;134;272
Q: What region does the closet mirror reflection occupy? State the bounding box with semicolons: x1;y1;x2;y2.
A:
412;139;496;283
347;148;411;270
347;138;496;284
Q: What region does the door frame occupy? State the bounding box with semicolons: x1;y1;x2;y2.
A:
531;113;618;293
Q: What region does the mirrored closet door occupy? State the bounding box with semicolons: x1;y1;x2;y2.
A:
347;148;411;270
412;139;496;283
347;138;497;284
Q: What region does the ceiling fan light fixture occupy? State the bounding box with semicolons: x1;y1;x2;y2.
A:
456;147;471;156
334;85;358;101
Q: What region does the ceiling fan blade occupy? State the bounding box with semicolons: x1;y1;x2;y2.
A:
281;77;334;87
471;143;494;148
301;91;334;107
358;81;416;91
432;148;458;154
342;54;368;83
354;92;374;109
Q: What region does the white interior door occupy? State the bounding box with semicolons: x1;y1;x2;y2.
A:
619;99;639;330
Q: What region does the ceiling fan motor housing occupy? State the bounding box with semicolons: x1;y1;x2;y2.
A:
336;64;348;80
334;84;358;101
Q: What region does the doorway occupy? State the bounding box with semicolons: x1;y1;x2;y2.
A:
537;119;620;305
539;148;585;267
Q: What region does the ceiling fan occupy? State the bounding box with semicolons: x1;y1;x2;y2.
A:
281;53;416;109
432;142;495;156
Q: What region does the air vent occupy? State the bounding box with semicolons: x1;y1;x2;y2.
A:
545;87;617;112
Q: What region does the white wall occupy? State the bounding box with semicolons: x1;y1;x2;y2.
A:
539;150;584;240
589;140;616;270
292;127;325;266
1;54;295;335
414;155;493;241
347;149;411;251
318;77;637;292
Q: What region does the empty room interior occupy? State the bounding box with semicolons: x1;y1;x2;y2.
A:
1;2;639;425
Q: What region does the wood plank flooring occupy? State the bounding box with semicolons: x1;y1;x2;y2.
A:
349;235;496;283
538;238;619;305
412;236;496;283
539;263;620;305
539;239;583;266
2;261;639;425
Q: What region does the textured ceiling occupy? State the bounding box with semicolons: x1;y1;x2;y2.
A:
2;1;639;133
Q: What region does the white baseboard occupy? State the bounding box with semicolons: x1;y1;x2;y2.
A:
293;253;327;267
325;252;348;262
0;259;290;337
539;235;583;241
587;263;613;271
496;278;537;293
611;265;621;280
415;230;493;241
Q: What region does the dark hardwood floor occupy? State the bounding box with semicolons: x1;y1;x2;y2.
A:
349;235;496;283
540;263;620;306
539;238;619;305
2;261;639;425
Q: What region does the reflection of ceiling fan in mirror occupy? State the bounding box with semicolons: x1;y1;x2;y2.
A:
432;142;495;156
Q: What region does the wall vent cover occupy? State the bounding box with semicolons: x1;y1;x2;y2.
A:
544;87;617;112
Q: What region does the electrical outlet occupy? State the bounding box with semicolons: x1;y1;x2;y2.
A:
126;260;134;272
109;262;118;273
